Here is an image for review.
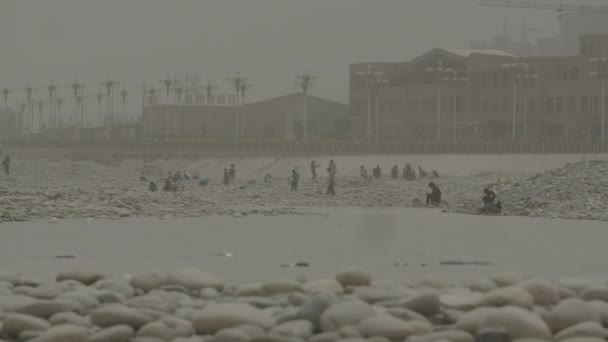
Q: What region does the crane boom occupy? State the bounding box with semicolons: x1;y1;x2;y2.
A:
479;0;608;13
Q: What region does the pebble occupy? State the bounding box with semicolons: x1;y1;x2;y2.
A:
193;303;276;335
320;300;375;332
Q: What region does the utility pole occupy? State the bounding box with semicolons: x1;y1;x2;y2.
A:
203;81;218;139
296;69;316;140
228;73;246;145
427;60;453;142
159;76;172;142
239;81;252;140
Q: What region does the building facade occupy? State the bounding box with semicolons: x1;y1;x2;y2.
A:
350;34;608;142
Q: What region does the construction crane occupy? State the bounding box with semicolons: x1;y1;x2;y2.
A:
479;0;608;14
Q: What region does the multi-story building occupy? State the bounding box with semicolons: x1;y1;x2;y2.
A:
350;34;608;142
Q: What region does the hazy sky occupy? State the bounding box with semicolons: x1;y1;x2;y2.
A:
0;0;601;115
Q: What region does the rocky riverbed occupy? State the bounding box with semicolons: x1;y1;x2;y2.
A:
0;267;608;342
0;157;606;222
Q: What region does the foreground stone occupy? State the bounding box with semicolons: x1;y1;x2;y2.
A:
192;303;275;334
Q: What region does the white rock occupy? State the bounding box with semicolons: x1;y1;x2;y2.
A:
216;327;251;342
90;305;152;329
94;279;135;298
320;299;375;332
557;278;599;295
192;303;275;335
0;294;36;311
2;313;51;337
546;299;601;333
456;306;551;340
56;268;104;285
482;286;534;309
470;278;498;293
129;271;167;292
304;279;344;296
87;325;134;342
440;293;484;311
260;279;304;296
555;321;608;341
358;315;432;340
581;286;608;302
490;272;526;288
137;321;175;341
417;330;474;342
29;324;88;342
271;319;314;339
200;287;220;300
309;331;341;342
588;300;608;326
49;312;90;327
15;299;78;318
166;268;224;291
559;338;607;342
519;278;560;306
400;293;440;317
335;269;371;287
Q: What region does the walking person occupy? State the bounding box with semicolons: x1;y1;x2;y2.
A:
310;160;320;182
326;168;336;196
290;169;300;192
329;160;337;174
2;156;10;176
229;164;236;186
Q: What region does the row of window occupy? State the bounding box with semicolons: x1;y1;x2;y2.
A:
354;98;464;116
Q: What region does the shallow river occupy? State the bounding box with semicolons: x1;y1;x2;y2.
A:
1;207;606;284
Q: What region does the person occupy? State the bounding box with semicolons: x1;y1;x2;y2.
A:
163;178;173;192
403;164;416;181
418;166;428;179
223;169;230;186
329;160;337;174
139;173;147;182
172;171;182;182
148;181;158;192
360;166;369;180
2;156;10;176
481;188;502;214
183;171;191;181
426;182;441;206
326;168;336;196
391;165;399;179
290;169;300;192
229;164;236;186
264;174;273;186
431;170;439;179
372;165;381;180
310;161;320;182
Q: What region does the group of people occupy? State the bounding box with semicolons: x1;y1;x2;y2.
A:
145;169;199;192
290;160;337;195
424;182;502;215
359;163;438;181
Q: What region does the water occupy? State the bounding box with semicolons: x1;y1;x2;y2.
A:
1;207;607;284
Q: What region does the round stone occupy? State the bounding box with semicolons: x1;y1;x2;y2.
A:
581;286;608;302
2;313;51;337
56;268;104;285
546;298;601;333
358;315;432;340
519;278;560;306
129;271;167;292
456;306;551;340
260;279;304;296
335;269;371;288
271;319;314;339
90;305;152;329
320;299;375;332
296;295;332;332
555;321;608;341
400;293;440;317
192;303;275;335
482;286;534;309
166;268;224;292
29;324;88;342
87;325;134;342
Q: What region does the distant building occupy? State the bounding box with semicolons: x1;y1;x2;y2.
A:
142;92;349;141
350;34;608;142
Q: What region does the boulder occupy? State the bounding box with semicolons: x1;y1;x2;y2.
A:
129;271;167;292
456;306;551;340
320;299;375;332
440;293;484;311
90;305;152;329
137;321;175;341
0;294;36;311
358;315;432;340
15;299;78;318
335;269;371;288
296;295;332;332
482;286;534;309
87;325;134;342
192;303;275;334
56;268;104;285
556;279;599;295
166;268;224;292
546;299;601;333
49;312;90;327
271;319;314;339
260;279;304;296
519;278;560;306
581;286;608;302
400;293;440;317
2;313;51;337
554;321;608;341
28;324;88;342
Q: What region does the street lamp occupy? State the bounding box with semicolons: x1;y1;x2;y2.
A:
46;82;56;131
203;81;218;139
516;68;539;141
589;54;608;143
228;72;247;145
94;90;104;127
24;84;36;140
426;60;453;142
442;69;468;142
239;81;252;140
296;69;316;140
174;82;183;140
2;87;11;139
70;80;82;128
101;78;119;137
120;88;128;124
502;60;530;141
159;75;173;142
356;64;387;145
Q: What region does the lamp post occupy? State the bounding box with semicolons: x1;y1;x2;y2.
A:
2;87;11;139
228;73;247;145
55;97;63;131
174;82;183;141
204;81;218;139
502;60;530;141
239;81;251;140
18;102;26;137
120;88;128;124
442;69;468;142
101;78;118;138
426;60;453;142
516;68;539;141
94;90;104;127
46;82;56;131
356;64;387;145
70;80;82;129
589;54;608;143
296;69;316;140
159;76;172;142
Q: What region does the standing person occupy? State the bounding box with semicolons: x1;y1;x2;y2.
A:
148;181;158;192
360;166;369;180
418;166;428;179
326;168;336;196
2;156;10;176
229;164;236;186
223;169;230;186
310;160;320;182
426;182;441;206
372;165;381;180
481;188;502;214
290;169;300;192
391;165;399;179
329;160;337;174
